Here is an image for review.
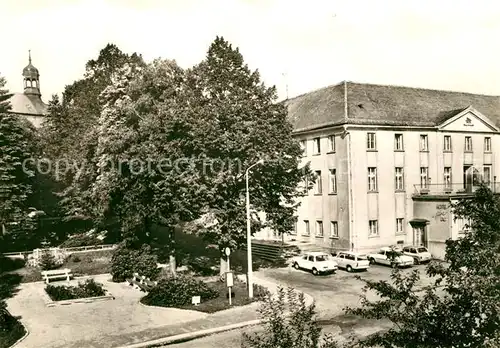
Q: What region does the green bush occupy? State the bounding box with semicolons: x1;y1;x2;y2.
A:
111;243;160;282
45;279;106;301
141;275;218;307
0;301;25;348
39;251;58;271
59;234;102;248
185;255;218;276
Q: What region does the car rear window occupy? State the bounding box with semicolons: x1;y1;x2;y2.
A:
316;255;328;261
418;247;428;253
356;255;367;260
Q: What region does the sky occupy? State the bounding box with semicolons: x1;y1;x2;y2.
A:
1;0;500;102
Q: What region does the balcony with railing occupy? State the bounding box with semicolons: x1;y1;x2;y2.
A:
413;182;500;196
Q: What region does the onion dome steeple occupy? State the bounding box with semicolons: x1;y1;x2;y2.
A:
23;50;41;96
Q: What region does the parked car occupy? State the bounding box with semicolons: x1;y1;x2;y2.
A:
367;247;414;268
399;245;432;264
292;251;338;275
331;251;370;272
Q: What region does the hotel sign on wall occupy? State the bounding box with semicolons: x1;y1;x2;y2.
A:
435;204;448;222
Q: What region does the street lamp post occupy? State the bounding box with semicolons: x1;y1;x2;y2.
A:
246;159;264;299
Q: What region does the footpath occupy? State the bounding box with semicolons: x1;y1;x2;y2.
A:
111;274;314;348
9;272;312;348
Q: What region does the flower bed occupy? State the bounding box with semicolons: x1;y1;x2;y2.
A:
141;275;269;313
45;279;106;301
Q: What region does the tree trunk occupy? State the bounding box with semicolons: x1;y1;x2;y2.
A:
220;256;229;275
168;226;176;276
169;254;176;276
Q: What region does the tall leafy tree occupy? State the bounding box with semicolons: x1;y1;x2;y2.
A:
186;37;310;272
346;185;500;348
0;74;12;113
40;44;145;236
90;59;209;273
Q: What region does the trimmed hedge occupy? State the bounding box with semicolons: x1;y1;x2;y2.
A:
141;276;218;307
45;279;106;301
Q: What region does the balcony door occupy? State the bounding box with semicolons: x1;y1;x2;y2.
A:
463;166;480;193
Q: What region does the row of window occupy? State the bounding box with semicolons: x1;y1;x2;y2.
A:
292;220;338;238
303;165;493;194
292;219;406;237
367;166;493;192
300;133;492;157
370;219;407;236
372;133;492;153
304;169;337;194
300;136;335;156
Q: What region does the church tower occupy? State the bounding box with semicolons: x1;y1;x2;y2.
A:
23;50;41;97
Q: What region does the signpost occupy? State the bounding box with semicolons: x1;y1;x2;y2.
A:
191;296;200;306
225;247;232;306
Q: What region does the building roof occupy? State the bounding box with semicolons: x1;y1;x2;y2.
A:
8;93;48;116
286;81;500;132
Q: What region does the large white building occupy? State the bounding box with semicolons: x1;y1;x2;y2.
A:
258;81;500;259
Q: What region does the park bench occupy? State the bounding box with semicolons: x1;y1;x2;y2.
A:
126;273;158;292
41;268;72;284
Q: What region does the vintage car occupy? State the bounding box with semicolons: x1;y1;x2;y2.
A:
291;251;338;275
367;247;414;268
331;251;370;272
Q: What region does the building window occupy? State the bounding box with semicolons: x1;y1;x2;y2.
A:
395;167;404;191
396;218;404;234
368;167;377;192
444;135;452;152
303;176;309;194
394;134;403;151
316;221;324;237
304;220;310;235
328;135;335;152
464;136;472;152
314;170;322;194
330;221;338;238
367;133;376;150
313;138;321;154
300;140;307;157
484;137;491;152
420;134;428;151
444;167;452;188
291;219;297;235
369;220;379;236
329;169;337;193
420;167;428;188
484;165;492;184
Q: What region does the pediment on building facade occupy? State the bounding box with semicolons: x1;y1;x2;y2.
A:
438;106;500;133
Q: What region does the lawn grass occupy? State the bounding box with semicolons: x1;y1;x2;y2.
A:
18;249;113;283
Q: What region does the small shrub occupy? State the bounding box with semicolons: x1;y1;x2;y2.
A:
185;256;218;276
45;279;106;301
68;255;81;263
111;244;160;282
253;283;271;300
59;234;102;248
39;251;58;271
141;275;218;307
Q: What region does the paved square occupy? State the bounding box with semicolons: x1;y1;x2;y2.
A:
6;274;208;348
